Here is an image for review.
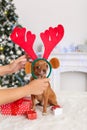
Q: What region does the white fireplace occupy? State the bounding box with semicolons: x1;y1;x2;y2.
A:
49;52;87;93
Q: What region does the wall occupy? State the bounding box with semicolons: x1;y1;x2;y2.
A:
14;0;87;51
60;72;87;92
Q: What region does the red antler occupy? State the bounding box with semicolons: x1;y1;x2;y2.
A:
40;24;64;59
10;27;38;60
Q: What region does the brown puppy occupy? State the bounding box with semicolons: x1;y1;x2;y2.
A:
30;60;58;115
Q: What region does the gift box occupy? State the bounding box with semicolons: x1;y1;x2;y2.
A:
51;105;63;115
0;97;32;115
27;110;37;120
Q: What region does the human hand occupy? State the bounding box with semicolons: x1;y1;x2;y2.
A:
27;78;50;95
9;55;27;74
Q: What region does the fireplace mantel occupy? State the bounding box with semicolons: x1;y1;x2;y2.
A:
49;52;87;93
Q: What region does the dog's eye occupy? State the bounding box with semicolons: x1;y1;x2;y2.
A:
36;66;40;69
43;69;46;73
46;65;48;68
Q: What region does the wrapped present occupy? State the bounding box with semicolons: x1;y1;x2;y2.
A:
0;103;12;115
27;110;37;120
0;97;32;115
51;105;63;115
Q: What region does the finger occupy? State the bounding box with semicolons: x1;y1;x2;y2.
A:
38;90;43;94
43;78;50;82
21;64;26;69
41;82;49;88
21;61;27;65
21;65;25;69
16;57;27;63
17;55;26;60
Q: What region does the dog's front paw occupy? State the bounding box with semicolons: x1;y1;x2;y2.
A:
31;106;35;111
42;112;48;116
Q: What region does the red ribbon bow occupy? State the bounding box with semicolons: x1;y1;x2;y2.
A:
11;98;31;115
51;105;61;110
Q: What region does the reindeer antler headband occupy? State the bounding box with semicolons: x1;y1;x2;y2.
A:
10;24;64;78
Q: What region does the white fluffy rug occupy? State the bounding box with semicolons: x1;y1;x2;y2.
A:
0;91;87;130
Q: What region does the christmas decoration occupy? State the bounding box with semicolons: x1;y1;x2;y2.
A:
27;110;37;120
0;97;38;120
51;105;63;115
50;57;60;69
0;0;29;87
10;25;64;78
0;44;4;52
0;97;32;115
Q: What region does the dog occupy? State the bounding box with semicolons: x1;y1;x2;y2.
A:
30;59;58;115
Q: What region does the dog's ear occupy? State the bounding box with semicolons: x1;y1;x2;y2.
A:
25;62;32;74
49;57;60;69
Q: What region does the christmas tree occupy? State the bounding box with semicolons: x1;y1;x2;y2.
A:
0;0;29;87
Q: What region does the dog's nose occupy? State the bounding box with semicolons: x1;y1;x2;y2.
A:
40;70;44;75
